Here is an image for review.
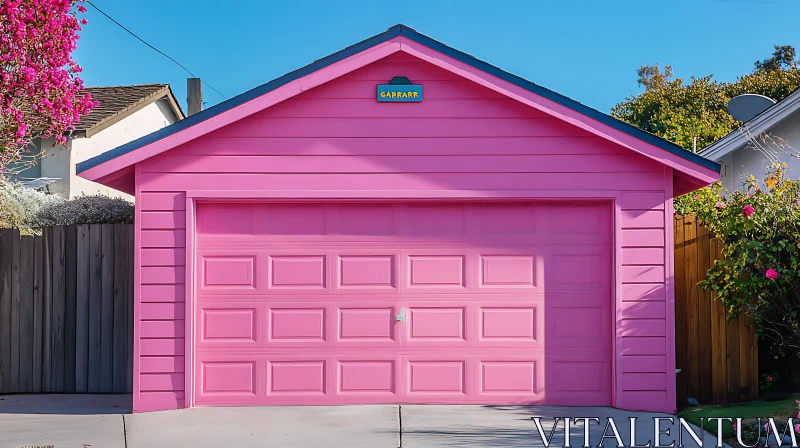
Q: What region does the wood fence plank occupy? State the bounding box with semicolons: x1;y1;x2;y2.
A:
10;229;21;392
673;216;687;404
19;236;34;393
75;225;90;393
696;223;712;404
127;224;134;393
684;215;701;402
113;224;129;392
727;313;740;403
88;225;103;392
710;238;728;404
751;322;759;400
739;317;755;401
64;225;77;393
32;234;43;392
41;227;52;392
100;224;115;392
0;229;12;393
51;226;66;392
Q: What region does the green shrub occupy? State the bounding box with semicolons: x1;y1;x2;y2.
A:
0;178;63;234
687;165;800;357
34;194;134;226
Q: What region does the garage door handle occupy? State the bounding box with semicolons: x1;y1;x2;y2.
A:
395;308;406;323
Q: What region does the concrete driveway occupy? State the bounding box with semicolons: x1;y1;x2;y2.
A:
0;395;721;448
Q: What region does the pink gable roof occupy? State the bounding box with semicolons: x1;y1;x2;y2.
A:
77;25;719;195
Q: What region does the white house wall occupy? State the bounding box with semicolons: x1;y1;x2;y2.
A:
70;100;179;200
719;109;800;191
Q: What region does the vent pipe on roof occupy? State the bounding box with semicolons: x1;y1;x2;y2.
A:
187;78;202;116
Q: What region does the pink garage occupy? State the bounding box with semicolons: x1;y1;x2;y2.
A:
77;25;719;413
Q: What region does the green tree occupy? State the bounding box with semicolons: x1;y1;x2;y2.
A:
611;46;800;152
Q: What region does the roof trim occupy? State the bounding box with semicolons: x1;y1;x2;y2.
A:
83;85;186;138
701;87;800;161
77;24;719;179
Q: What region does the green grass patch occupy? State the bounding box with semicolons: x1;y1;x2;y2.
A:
678;394;800;439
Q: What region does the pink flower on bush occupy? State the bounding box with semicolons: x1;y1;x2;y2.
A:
796;423;800;434
715;201;725;209
767;376;773;382
766;269;779;280
732;423;738;430
742;205;755;217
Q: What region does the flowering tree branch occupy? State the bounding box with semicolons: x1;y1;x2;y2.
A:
1;0;97;173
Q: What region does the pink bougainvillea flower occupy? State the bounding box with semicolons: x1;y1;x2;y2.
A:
80;18;88;25
766;269;779;280
767;376;773;382
796;423;800;434
715;201;725;209
742;205;755;217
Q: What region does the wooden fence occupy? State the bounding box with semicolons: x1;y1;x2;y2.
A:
674;214;758;405
0;225;133;394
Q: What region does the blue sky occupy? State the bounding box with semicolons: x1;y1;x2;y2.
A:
74;0;800;114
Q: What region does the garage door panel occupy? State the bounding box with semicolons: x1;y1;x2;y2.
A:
402;249;471;292
335;356;401;398
336;306;400;347
477;303;542;347
544;354;612;406
404;304;467;346
333;250;400;293
546;304;611;349
199;307;258;345
268;306;329;345
268;253;330;292
404;356;469;398
477;355;542;399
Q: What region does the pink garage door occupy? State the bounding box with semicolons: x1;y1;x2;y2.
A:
193;201;612;406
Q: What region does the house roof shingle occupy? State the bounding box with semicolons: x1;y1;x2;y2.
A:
75;84;185;136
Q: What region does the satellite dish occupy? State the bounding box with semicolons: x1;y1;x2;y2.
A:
727;94;776;122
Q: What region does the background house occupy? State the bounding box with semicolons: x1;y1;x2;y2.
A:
14;84;184;200
702;89;800;190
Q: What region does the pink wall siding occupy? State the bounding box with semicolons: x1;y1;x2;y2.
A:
133;53;674;413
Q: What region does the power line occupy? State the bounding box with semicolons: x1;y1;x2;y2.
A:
85;1;228;100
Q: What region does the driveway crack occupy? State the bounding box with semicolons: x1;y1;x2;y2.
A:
122;414;128;448
398;405;403;448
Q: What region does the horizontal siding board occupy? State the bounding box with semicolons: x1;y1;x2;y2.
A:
141;212;187;229
620;284;666;302
140;373;184;391
141;230;186;248
141;285;186;303
620;229;665;248
620;319;667;337
140;154;660;174
257;98;549;118
137;391;185;412
621;337;667;356
621;265;666;284
140;356;186;373
141;249;186;267
139;338;185;356
139;193;186;211
141;320;185;338
619;191;665;210
172;136;630;157
621;391;669;410
141;303;185;321
622;355;667;373
297;80;510;100
210;117;586;139
621;210;665;229
621;248;665;266
621;373;668;391
141;267;186;285
139;172;665;192
620;301;667;319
